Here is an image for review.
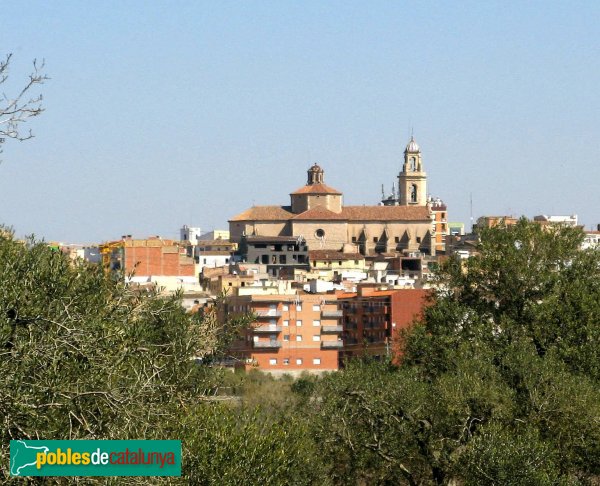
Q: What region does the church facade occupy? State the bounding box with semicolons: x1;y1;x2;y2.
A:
229;138;438;256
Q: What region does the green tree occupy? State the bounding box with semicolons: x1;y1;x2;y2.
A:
0;232;268;483
312;220;600;484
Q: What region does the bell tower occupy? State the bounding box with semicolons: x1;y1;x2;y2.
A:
398;136;427;206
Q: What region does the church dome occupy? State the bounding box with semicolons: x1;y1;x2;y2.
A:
405;136;420;153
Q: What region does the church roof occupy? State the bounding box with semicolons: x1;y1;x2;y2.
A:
230;204;430;222
290;183;342;195
229;205;294;221
291;206;346;220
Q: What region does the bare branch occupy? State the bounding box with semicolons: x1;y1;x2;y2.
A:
0;53;48;156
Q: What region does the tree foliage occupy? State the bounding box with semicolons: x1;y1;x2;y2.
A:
0;232;321;484
312;220;600;484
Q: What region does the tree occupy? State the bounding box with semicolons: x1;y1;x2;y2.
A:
0;53;47;157
0;231;250;482
311;220;600;484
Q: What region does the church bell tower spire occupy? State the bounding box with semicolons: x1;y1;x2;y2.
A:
398;136;427;206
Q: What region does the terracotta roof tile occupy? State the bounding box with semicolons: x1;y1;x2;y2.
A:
229;206;294;222
230;204;430;223
291;206;346;220
290;183;342;195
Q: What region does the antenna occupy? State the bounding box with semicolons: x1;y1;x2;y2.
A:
470;192;474;231
381;184;385;199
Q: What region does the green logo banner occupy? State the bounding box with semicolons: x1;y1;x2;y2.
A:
10;440;181;477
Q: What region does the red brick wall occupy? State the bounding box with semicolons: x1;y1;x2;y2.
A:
124;244;195;276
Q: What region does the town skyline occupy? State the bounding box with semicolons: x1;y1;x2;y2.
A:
1;1;599;242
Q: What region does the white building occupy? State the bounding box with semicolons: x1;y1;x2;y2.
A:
180;225;202;245
533;215;578;227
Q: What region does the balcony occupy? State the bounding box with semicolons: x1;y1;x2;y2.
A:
321;325;343;333
253;325;282;333
321;309;343;318
253;341;282;349
255;310;282;318
321;340;344;349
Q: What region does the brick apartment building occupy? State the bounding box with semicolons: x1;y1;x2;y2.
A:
337;286;429;361
100;237;198;293
225;293;343;376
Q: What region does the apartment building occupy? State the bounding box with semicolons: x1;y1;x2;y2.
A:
225;292;343;376
337;286;429;361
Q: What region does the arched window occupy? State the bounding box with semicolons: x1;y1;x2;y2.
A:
410;184;417;203
410;157;416;171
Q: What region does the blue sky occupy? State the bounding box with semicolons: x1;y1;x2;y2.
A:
1;1;599;242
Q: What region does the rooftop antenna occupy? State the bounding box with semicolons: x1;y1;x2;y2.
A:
470;192;474;231
381;184;385;199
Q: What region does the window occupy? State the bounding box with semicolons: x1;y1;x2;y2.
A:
296;320;302;327
283;335;290;341
283;358;289;365
203;258;207;264
225;258;229;263
352;236;357;242
312;335;320;342
313;320;321;327
296;335;303;341
373;237;377;243
416;237;422;243
395;236;400;243
283;320;289;327
315;229;325;238
269;358;277;365
312;304;320;311
296;358;303;365
313;358;321;365
283;304;289;311
296;304;302;311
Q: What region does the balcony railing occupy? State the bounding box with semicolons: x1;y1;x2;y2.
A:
255;310;282;318
321;325;343;333
321;340;344;349
253;325;282;333
253;341;282;349
321;309;343;318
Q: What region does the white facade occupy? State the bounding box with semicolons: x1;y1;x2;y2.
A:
126;275;202;293
195;253;231;275
180;225;202;245
533;215;578;227
582;232;600;250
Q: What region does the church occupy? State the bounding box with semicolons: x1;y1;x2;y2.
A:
229;137;438;256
